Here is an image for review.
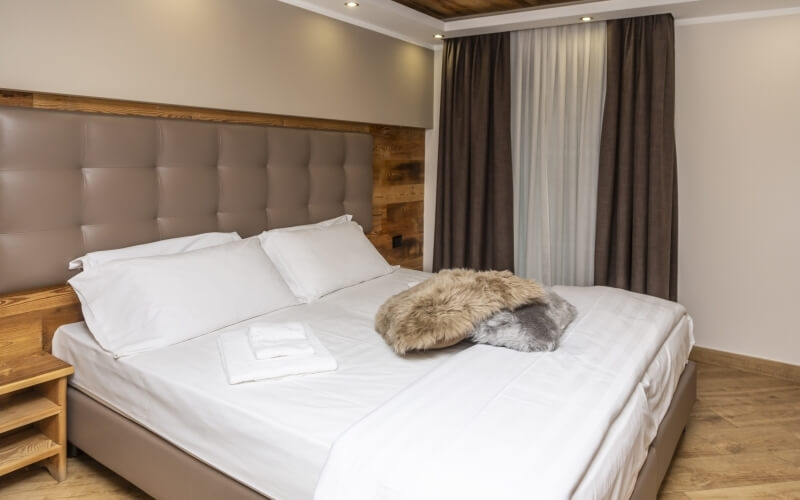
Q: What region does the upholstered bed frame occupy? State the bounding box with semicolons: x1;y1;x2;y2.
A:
0;105;694;500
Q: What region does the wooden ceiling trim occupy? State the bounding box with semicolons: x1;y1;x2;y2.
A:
391;0;591;20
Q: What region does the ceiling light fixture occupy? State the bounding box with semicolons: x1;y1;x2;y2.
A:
580;16;593;22
433;34;444;39
345;2;359;7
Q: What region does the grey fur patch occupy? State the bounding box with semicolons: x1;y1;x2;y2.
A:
470;289;577;352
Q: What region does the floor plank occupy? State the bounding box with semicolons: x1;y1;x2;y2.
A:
659;492;692;500
0;362;798;499
0;453;149;499
685;480;800;499
660;451;800;492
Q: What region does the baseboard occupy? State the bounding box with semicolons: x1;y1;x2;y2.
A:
690;346;800;383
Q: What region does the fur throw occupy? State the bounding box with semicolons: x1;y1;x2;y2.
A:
471;288;577;352
375;269;546;354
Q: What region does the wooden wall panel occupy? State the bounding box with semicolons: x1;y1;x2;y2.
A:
0;89;425;270
368;125;425;270
0;286;81;362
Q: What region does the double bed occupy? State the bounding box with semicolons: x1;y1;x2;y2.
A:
0;105;695;499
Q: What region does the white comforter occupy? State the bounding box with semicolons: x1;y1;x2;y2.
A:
314;286;687;500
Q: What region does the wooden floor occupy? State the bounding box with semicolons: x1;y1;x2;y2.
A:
0;453;148;499
660;362;800;499
0;362;798;499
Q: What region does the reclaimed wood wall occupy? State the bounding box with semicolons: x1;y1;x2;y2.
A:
0;89;424;270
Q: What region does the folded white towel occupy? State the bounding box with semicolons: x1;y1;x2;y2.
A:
248;322;313;359
252;340;314;359
218;327;337;384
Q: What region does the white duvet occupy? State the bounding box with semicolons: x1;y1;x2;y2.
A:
314;285;689;500
53;269;692;500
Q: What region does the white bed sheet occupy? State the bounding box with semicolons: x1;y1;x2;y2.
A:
53;269;693;500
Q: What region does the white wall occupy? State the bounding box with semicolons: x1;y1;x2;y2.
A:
0;0;433;128
676;13;800;365
423;48;442;272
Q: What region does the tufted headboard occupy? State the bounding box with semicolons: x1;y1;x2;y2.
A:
0;106;373;294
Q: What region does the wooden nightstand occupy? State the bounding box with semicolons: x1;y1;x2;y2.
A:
0;352;74;482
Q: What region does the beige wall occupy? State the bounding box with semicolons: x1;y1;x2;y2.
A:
0;0;433;128
676;13;800;365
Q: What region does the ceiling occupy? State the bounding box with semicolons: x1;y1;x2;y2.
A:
277;0;800;49
389;0;595;20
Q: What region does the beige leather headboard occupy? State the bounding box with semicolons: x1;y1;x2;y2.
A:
0;106;373;294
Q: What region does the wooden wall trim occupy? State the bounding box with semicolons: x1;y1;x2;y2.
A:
1;89;374;132
690;346;800;383
0;88;424;270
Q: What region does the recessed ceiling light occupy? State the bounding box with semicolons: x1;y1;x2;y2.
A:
580;16;593;22
433;34;444;39
345;2;359;7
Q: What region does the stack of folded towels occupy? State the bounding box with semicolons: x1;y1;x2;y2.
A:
217;322;337;384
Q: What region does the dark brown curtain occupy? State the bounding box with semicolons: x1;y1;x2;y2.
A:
433;33;514;272
594;14;678;300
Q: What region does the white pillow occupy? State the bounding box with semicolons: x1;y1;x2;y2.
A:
68;232;241;271
267;214;352;234
260;221;394;302
69;239;299;357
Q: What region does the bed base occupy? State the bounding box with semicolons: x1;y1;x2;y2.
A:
630;361;696;499
67;361;696;500
67;388;266;500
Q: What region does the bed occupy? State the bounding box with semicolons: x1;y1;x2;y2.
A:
0;105;696;500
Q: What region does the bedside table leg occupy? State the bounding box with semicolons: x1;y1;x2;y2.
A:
37;377;68;481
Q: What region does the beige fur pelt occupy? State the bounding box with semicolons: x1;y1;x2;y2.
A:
375;269;546;354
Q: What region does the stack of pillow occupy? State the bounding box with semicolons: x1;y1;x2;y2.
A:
67;216;395;364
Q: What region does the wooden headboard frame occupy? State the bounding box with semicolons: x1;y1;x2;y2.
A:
0;89;425;361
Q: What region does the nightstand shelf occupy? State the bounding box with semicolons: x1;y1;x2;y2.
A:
0;428;61;476
0;352;73;481
0;391;61;434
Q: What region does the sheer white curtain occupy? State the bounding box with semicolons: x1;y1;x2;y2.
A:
511;23;606;286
